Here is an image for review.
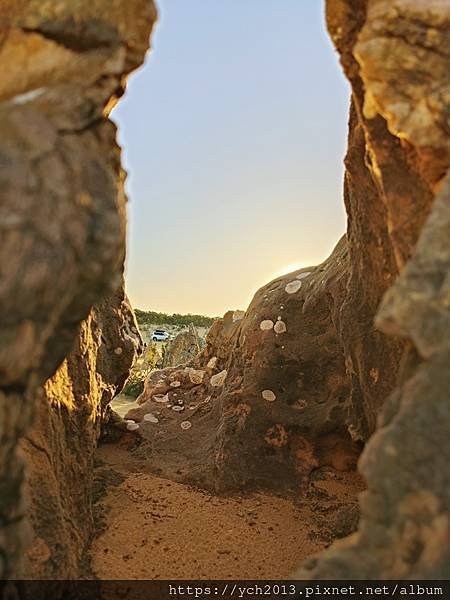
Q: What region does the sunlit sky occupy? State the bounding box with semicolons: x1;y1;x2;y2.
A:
112;0;350;317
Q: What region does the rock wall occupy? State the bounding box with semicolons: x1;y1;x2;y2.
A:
0;0;448;584
294;0;450;579
0;0;156;579
18;289;142;579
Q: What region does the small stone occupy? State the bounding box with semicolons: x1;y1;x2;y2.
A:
210;370;227;387
285;280;302;294
207;356;218;369
126;422;140;431
261;390;276;402
170;381;181;388
188;369;205;384
180;421;192;430
260;320;274;331
114;347;123;355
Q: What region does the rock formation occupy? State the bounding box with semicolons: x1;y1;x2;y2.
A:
0;0;155;579
162;325;202;368
0;0;449;584
293;0;450;579
125;0;450;579
18;289;142;579
127;240;362;491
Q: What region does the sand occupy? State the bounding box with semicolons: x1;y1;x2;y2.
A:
91;444;364;580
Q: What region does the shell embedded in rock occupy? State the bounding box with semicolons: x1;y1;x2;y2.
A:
126;421;140;431
285;280;302;294
180;421;192;430
261;389;276;402
274;320;287;334
153;394;169;403
260;319;274;331
143;413;159;423
172;405;184;412
170;381;181;388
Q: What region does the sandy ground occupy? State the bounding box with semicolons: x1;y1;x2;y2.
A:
91;444;364;580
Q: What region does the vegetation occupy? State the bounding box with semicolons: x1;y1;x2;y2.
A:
135;309;216;328
122;344;160;398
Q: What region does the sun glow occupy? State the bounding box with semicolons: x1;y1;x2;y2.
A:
271;261;308;279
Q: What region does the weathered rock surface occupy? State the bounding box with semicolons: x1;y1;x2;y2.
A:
127;240;362;491
0;0;155;579
162;325;202;368
0;0;449;585
293;0;450;579
18;288;142;579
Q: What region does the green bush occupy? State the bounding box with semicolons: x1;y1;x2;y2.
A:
122;343;160;398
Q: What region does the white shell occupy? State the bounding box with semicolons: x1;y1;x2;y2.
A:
180;421;192;430
260;320;274;331
172;405;184;412
261;390;276;402
126;422;140;431
143;413;159;423
274;320;287;334
285;280;302;294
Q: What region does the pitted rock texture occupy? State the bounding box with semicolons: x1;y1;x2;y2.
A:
18;288;142;579
293;0;450;580
0;0;155;579
126;239;362;492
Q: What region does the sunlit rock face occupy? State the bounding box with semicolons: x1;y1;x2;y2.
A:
0;0;155;579
129;239;362;492
18;289;142;579
294;0;450;580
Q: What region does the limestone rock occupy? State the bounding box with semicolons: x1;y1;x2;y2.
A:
0;0;155;579
294;0;450;580
162;325;202;368
133;242;362;491
17;287;142;579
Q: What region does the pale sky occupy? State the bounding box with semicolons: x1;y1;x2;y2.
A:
112;0;350;317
